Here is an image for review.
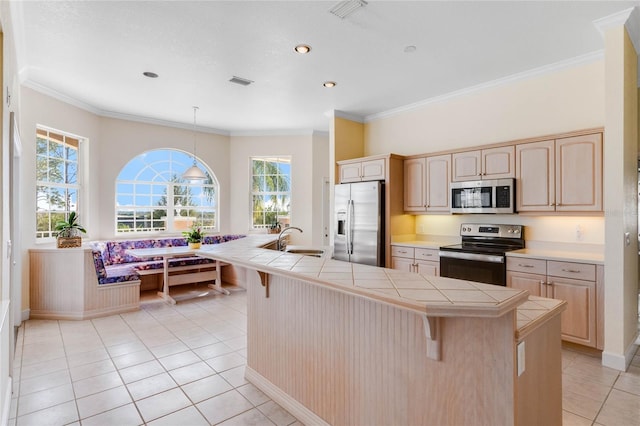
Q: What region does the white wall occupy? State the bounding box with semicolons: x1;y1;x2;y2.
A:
229;133;326;246
365;60;605;156
365;60;607;246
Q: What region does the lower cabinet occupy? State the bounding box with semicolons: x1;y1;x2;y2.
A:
507;257;602;349
391;245;439;276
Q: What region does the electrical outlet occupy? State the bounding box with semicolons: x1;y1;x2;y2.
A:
517;341;525;376
576;225;583;241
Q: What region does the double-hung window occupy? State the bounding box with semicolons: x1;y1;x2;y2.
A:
36;127;82;240
251;157;291;229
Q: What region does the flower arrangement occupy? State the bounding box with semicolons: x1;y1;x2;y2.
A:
182;225;205;244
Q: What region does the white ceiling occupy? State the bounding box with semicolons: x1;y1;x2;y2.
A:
9;0;639;134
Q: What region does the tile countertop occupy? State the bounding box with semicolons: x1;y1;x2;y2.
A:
507;248;604;265
198;235;534;320
391;241;444;249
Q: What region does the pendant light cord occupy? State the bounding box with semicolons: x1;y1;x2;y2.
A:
192;106;199;165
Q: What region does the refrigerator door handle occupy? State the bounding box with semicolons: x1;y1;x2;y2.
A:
348;199;355;254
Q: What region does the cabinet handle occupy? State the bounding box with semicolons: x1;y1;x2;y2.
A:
561;268;581;273
539;280;545;285
550;203;556;206
398;250;407;254
518;264;534;268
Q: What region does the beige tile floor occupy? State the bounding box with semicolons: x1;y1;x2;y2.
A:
8;285;640;426
9;287;302;426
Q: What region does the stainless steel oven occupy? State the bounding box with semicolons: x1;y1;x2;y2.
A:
439;224;524;286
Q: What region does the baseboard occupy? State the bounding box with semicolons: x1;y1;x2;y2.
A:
244;366;329;426
602;337;639;371
29;304;139;321
1;377;12;426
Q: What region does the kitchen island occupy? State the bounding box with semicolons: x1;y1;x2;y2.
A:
197;235;566;426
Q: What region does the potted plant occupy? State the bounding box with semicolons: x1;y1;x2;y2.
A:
268;221;281;234
183;224;205;249
55;211;87;248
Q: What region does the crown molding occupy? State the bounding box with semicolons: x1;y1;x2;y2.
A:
593;7;638;47
364;50;604;123
229;129;316;137
21;77;233;136
333;110;364;123
593;6;640;86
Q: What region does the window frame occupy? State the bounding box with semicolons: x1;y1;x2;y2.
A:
250;156;292;231
35;125;86;242
114;149;219;235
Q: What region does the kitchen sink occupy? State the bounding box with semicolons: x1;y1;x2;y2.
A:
285;248;325;257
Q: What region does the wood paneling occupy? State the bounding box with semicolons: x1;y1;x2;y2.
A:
29;249;139;320
246;271;518;425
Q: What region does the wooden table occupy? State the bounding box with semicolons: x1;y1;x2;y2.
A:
126;246;228;304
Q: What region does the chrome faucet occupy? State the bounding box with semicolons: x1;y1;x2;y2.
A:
277;226;303;251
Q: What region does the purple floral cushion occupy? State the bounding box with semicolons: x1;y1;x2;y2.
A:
92;249;139;284
91;235;245;285
91;250;108;279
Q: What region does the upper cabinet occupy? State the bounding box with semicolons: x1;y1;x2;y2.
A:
339;158;386;183
516;132;602;213
452;146;515;182
404;154;451;213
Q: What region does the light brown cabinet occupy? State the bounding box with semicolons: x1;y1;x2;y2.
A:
391;245;439;275
452;146;514;182
516;133;602;212
403;154;451;213
507;257;602;349
338;158;385;183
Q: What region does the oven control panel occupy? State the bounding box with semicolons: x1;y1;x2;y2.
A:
460;223;523;239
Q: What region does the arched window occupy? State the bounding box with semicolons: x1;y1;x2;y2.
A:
115;149;218;234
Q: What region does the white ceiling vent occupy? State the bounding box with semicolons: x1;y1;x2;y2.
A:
329;0;367;19
229;76;254;86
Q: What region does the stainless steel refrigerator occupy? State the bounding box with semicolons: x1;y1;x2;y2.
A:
333;181;384;266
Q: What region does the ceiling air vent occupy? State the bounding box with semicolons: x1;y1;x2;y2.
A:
329;0;367;19
229;76;254;86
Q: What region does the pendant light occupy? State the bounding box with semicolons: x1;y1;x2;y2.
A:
181;106;207;181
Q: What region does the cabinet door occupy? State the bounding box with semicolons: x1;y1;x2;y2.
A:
339;162;362;183
516;140;555;212
391;256;414;272
555;133;602;212
482;146;515;179
361;158;386;181
506;271;545;297
404;158;427;212
416;260;439;276
548;276;596;347
425;154;451;212
452;150;481;181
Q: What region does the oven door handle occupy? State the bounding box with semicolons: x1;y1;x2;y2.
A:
438;251;505;264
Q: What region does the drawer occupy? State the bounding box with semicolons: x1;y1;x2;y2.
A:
506;257;546;275
415;248;439;261
391;246;414;259
547;261;595;281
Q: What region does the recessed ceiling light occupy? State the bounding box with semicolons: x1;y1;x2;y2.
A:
294;44;311;54
404;45;417;53
142;71;158;78
323;81;337;88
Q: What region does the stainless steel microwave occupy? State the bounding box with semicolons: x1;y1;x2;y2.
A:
450;178;515;214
